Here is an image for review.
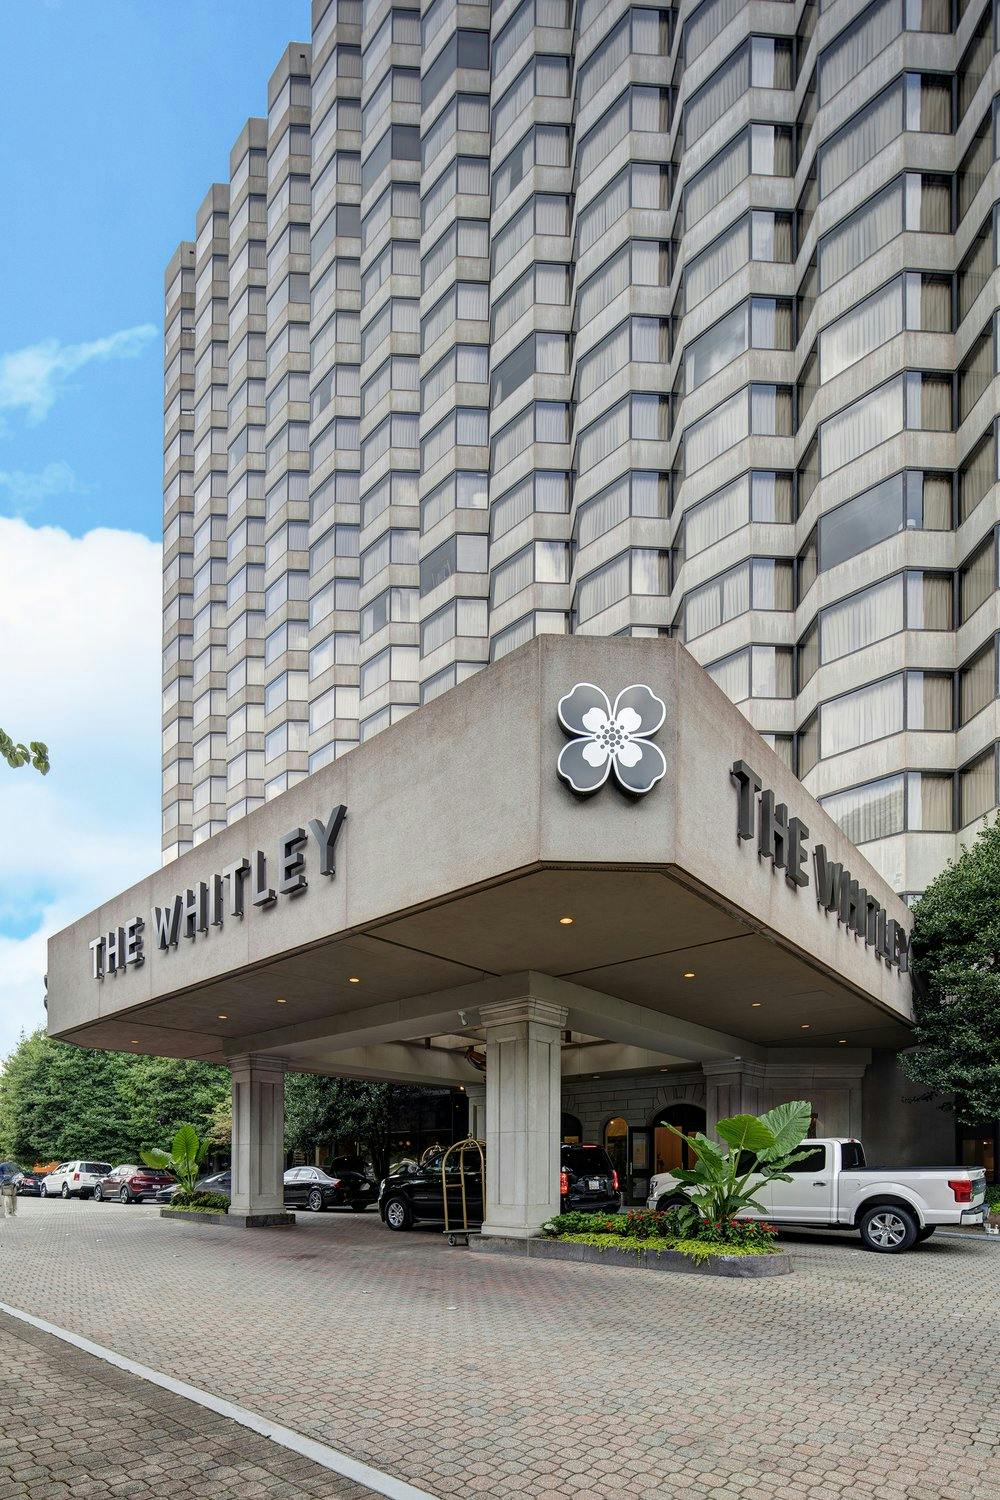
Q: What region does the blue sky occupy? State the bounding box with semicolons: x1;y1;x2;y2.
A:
0;0;308;538
0;1;308;1053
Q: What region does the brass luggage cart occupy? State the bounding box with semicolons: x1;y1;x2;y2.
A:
441;1135;485;1246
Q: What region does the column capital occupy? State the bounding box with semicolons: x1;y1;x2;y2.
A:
228;1052;290;1076
478;998;568;1031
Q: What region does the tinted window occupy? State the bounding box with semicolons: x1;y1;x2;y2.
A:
562;1146;614;1175
84;1163;113;1174
840;1141;866;1170
786;1145;827;1174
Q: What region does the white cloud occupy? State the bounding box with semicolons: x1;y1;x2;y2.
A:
0;324;157;424
0;516;162;1056
0;460;86;515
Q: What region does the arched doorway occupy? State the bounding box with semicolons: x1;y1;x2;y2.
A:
651;1103;705;1176
561;1112;583;1144
603;1116;628;1182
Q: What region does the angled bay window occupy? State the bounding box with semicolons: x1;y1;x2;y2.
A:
578;317;670;402
360;470;418;529
422;345;489;410
818;174;949;290
685;384;792;474
489;471;570;541
958;210;997;324
421;281;489;349
493;332;569;406
490;539;569;607
820;570;951;662
959;324;995;423
820;273;950;382
359;646;419;698
819;76;951;198
575;471;667;548
706;644;792;702
421;407;490;470
421;533;489;594
819;0;901;106
685;124;791;229
308;631;360;679
685;299;791;392
957;2;992;123
686;39;792;148
575;548;669;623
492;124;572;205
360;528;419;586
493;56;570;145
821;771;953;845
492;263;569;340
360;585;418;641
421;471;489;530
492;401;570;472
959;531;997;622
960;636;997;724
421;220;489;293
577;161;671;254
960;745;997;826
420;596;489;653
577;393;670;474
820;670;952;758
419;157;489;232
681;471;792;560
490;609;567;660
685;211;792;309
685;0;742;64
683;557;792;640
959;425;997;523
819;471;950;573
820;373;952;476
578;240;671;326
362;181;420;251
958;105;993;222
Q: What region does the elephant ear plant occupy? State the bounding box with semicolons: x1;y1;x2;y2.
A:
142;1124;218;1209
663;1100;815;1239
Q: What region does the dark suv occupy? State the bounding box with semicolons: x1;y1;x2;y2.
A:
560;1144;621;1214
378;1142;621;1231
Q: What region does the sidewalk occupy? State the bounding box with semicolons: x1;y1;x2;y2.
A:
0;1310;375;1500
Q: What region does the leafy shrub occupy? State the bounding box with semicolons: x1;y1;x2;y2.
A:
986;1185;1000;1213
541;1208;689;1240
541;1207;779;1251
167;1189;229;1213
554;1232;775;1262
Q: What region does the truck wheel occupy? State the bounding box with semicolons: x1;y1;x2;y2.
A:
859;1204;918;1252
916;1226;936;1242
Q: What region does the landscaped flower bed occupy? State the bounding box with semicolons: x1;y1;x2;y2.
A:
540;1208;781;1263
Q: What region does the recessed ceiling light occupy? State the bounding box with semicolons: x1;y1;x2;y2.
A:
682;970;695;979
218;1014;228;1020
348;976;360;984
592;1074;600;1079
559;916;574;926
750;1001;762;1008
800;1023;810;1030
130;1039;140;1045
276;997;286;1005
838;1038;848;1045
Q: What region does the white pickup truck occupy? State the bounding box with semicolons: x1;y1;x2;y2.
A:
647;1138;988;1252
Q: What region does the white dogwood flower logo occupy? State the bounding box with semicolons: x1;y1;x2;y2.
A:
556;683;666;797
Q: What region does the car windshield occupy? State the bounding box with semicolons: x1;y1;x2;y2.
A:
562;1146;614;1176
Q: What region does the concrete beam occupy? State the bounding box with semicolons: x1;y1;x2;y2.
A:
285;1041;479;1087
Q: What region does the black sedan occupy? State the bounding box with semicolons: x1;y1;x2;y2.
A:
14;1170;42;1196
284;1163;377;1212
155;1170;231;1204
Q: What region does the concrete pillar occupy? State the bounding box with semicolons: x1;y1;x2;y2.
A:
229;1053;293;1226
465;1082;486;1142
702;1059;766;1135
479;996;567;1239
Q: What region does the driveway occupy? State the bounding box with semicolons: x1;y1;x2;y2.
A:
0;1199;997;1498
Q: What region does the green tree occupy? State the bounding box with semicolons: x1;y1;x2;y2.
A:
901;815;1000;1124
0;1030;227;1166
0;731;48;774
284;1074;441;1181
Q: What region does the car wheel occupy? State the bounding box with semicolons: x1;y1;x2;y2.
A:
307;1188;324;1213
349;1202;368;1212
119;1187;132;1205
383;1195;413;1231
917;1226;936;1242
93;1185;103;1202
61;1183;70;1199
39;1184;47;1198
859;1204;918;1253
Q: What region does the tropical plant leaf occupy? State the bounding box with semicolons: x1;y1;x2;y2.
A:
755;1100;813;1159
140;1147;171;1170
172;1123;200;1164
715;1114;776;1154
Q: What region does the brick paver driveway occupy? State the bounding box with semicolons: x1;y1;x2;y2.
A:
1;1199;997;1499
0;1308;375;1499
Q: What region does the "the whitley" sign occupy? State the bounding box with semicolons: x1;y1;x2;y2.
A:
87;807;346;980
730;762;909;972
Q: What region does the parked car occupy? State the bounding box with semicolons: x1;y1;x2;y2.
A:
284;1163;377;1212
39;1161;113;1200
379;1143;483;1231
14;1170;42;1196
0;1161;23;1185
560;1144;621;1214
155;1169;231;1204
93;1165;174;1204
647;1137;988;1253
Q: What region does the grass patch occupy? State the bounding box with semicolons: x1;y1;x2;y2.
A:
556;1232;778;1262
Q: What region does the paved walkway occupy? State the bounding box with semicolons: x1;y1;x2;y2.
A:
0;1307;376;1499
1;1199;999;1498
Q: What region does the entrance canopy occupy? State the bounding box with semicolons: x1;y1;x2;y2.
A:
47;638;914;1084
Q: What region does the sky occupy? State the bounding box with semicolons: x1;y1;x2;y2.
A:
0;1;309;1055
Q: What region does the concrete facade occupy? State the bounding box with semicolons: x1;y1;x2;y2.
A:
51;636;948;1227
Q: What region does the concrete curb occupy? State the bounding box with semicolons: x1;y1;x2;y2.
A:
159;1209;295;1227
469;1235;793;1277
0;1300;435;1500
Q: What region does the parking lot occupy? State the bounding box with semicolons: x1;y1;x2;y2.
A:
1;1197;998;1499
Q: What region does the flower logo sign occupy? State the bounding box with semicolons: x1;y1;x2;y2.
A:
556;683;667;797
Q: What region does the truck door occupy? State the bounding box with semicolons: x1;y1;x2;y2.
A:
767;1142;836;1225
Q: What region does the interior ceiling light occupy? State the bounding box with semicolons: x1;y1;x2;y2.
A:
800;1023;810;1030
838;1038;848;1045
276;997;286;1004
682;970;695;979
348;976;361;984
559;916;574;925
751;1001;762;1008
218;1014;228;1020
